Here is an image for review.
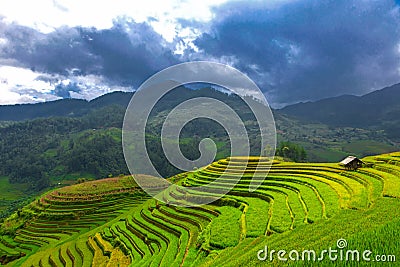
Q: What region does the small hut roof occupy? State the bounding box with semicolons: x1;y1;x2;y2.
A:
340;156;363;165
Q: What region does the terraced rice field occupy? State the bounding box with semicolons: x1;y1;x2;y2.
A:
1;152;400;266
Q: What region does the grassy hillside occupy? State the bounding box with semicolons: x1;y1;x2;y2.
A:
0;88;398;207
1;152;400;266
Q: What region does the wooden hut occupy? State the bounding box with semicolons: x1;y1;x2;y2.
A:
339;156;364;170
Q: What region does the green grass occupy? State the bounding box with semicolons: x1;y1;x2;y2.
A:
301;145;349;162
239;197;270;237
209;206;242;249
342;140;397;157
50;172;96;183
2;152;400;267
205;198;400;267
0;176;29;201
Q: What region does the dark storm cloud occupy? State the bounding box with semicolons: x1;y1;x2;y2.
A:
80;19;180;85
0;22;100;75
0;18;180;87
54;82;81;98
194;0;400;106
1;1;399;106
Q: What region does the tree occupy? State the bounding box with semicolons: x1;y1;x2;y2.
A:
276;141;307;162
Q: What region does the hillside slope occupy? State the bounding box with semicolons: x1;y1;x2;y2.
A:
280;83;400;140
0;86;398;222
1;152;400;266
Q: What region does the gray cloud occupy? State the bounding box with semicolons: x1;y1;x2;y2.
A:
80;18;180;85
1;1;400;107
193;0;400;106
54;81;81;98
0;18;180;87
0;22;101;75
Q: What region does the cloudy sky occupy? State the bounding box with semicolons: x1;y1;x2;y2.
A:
0;0;399;107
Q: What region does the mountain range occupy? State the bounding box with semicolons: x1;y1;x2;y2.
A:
281;83;400;140
1;83;399;130
0;84;398;165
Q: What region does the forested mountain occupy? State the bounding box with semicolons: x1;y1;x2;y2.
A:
0;86;243;121
0;87;262;191
0;106;127;190
0;92;134;121
0;86;398;193
280;83;400;140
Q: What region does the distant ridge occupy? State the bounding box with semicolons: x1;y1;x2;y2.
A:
2;83;400;140
280;83;400;139
0;87;235;121
0;91;134;121
280;83;400;126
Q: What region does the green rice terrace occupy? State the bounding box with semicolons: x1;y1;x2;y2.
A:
1;152;400;266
